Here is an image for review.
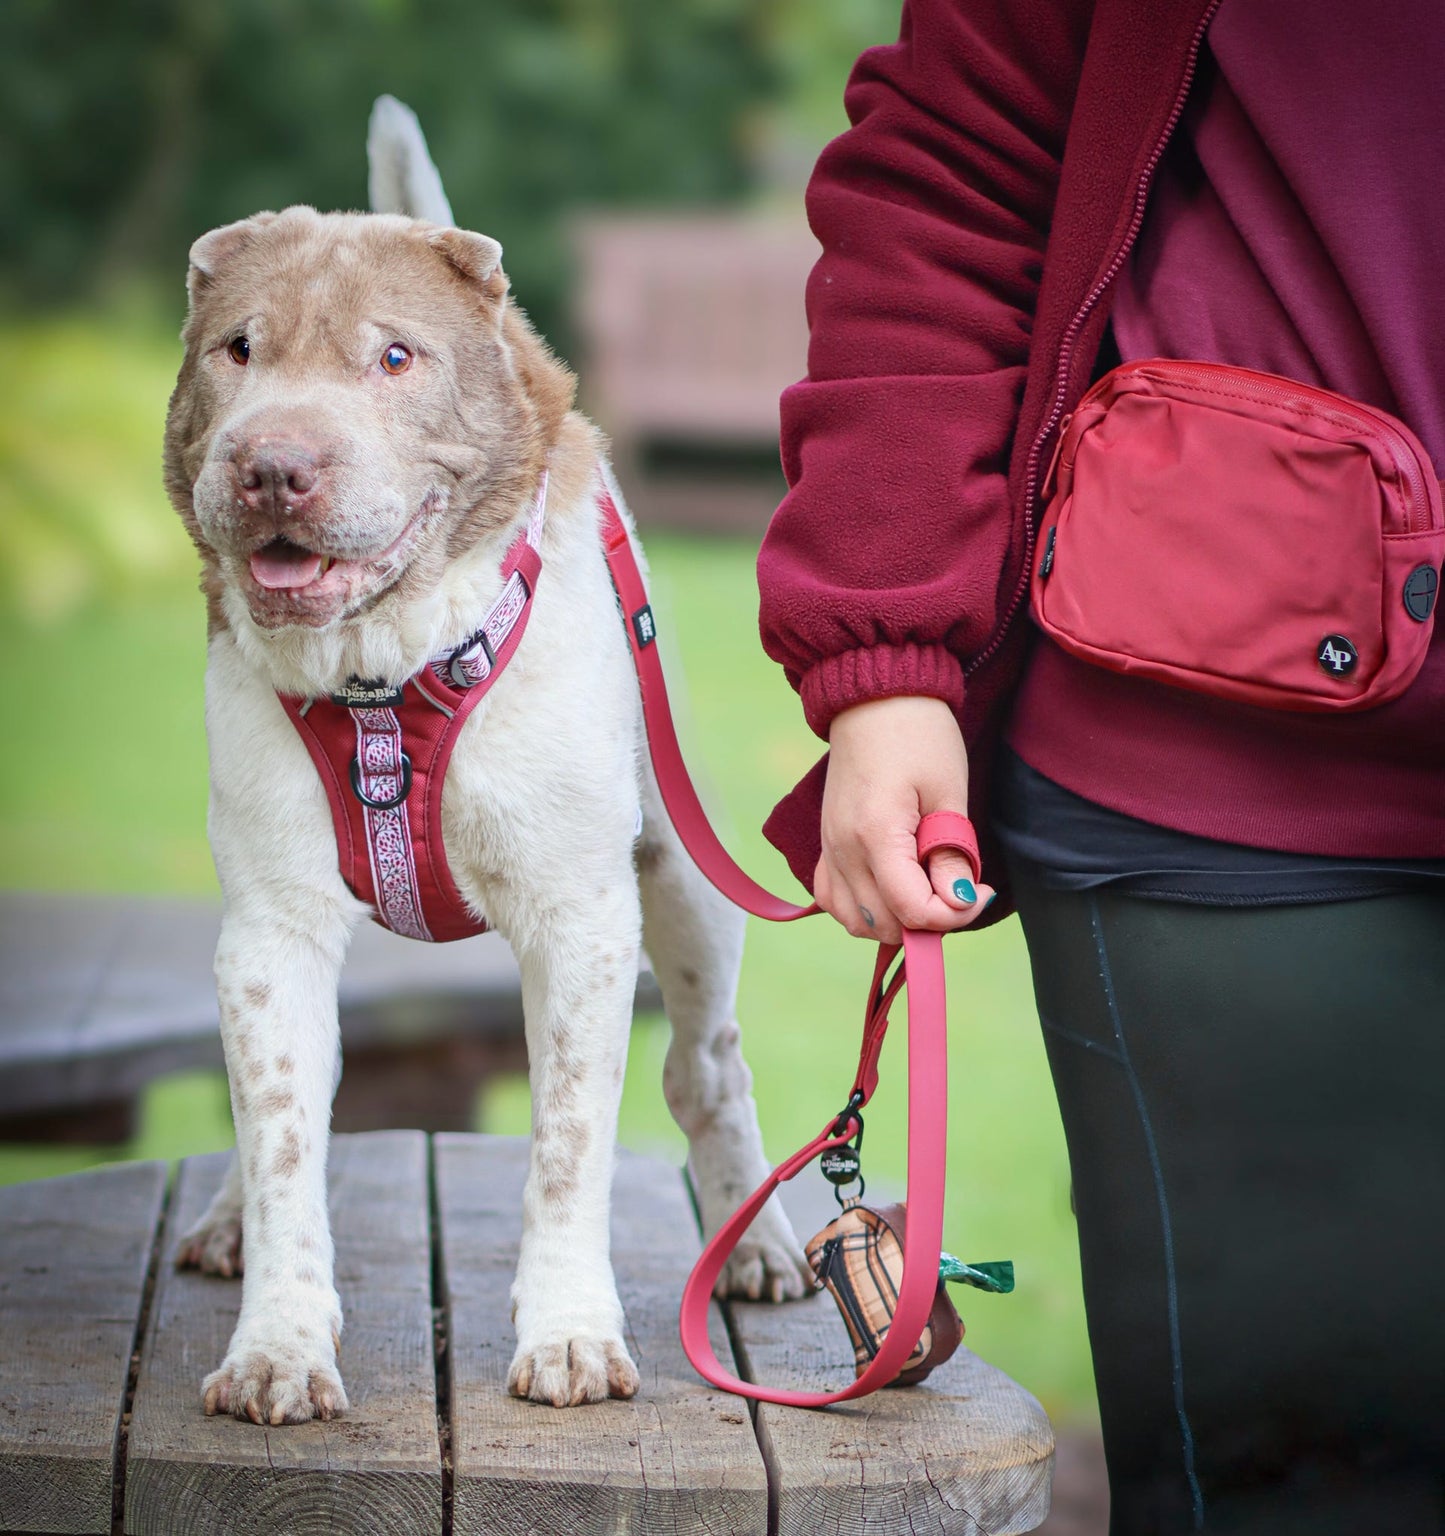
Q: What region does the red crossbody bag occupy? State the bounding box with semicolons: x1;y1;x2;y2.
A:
1031;359;1445;711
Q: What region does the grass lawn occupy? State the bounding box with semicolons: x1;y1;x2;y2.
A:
0;311;1095;1421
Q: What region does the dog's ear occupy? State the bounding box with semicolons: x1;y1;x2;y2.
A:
427;227;507;302
187;212;279;298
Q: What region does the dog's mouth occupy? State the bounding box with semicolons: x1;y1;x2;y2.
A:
249;538;338;593
235;503;435;627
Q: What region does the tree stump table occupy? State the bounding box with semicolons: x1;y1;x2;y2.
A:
0;1133;1055;1535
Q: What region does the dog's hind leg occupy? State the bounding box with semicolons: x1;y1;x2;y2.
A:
176;1153;245;1276
636;773;811;1302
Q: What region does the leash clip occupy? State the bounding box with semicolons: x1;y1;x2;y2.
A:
822;1093;867;1204
830;1088;865;1141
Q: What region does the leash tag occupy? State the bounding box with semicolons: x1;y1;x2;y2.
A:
820;1146;862;1185
631;605;657;648
330;677;405;709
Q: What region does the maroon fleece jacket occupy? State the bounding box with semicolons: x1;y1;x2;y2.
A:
757;0;1221;895
759;0;1445;895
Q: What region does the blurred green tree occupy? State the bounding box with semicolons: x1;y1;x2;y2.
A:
1;0;787;345
1;0;902;343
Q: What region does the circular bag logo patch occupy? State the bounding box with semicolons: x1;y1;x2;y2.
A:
1403;563;1440;622
1317;635;1358;677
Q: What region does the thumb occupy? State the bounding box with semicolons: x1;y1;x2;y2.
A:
928;847;995;917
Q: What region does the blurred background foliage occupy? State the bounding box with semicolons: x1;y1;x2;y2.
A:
1;0;894;347
0;0;1096;1421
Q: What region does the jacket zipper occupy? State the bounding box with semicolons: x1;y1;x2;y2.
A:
967;0;1225;677
1121;359;1436;532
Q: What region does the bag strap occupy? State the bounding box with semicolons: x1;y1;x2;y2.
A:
597;483;980;1403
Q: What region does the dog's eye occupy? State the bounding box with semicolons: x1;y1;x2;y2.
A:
227;336;250;366
380;343;413;375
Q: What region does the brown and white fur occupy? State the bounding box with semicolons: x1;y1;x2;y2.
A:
165;97;806;1424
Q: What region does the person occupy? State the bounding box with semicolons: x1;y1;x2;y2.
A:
756;2;1445;1532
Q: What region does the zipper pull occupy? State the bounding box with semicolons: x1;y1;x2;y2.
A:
1041;413;1073;503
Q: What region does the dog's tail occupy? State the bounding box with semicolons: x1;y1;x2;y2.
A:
367;96;455;225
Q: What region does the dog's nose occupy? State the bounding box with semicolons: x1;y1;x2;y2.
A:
232;439;323;514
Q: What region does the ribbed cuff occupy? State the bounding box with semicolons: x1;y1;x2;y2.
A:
798;643;966;739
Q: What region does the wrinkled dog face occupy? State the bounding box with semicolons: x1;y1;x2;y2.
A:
165;205;556;633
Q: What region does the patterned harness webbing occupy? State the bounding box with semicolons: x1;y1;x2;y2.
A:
277;476;547;942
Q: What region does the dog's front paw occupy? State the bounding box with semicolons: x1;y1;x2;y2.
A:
175;1211;244;1277
713;1195;812;1303
507;1335;640;1407
202;1325;348;1424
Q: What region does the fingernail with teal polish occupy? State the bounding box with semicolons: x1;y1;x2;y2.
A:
984;892;998;909
953;878;977;904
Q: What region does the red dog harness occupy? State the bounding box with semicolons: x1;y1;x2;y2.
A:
277;476;547;942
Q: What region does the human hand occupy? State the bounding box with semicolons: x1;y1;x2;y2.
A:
815;696;994;944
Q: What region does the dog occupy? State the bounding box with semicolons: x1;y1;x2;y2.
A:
164;97;807;1424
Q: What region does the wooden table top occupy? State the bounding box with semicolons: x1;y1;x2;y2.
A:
0;1132;1054;1536
0;893;660;1125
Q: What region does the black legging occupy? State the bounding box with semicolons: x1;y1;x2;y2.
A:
1008;857;1445;1536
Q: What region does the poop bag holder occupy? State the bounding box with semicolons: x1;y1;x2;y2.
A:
806;1201;963;1386
1031;358;1445;712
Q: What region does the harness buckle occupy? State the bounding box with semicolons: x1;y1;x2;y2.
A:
349;752;413;810
449;629;497;689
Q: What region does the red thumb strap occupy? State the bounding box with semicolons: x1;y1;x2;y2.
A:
914;809;981;884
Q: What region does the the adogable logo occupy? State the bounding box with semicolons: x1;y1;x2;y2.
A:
1316;635;1358;677
330;678;405;709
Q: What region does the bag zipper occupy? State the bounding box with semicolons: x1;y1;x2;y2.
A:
818;1235;884;1361
1110;359;1438;534
968;0;1224;677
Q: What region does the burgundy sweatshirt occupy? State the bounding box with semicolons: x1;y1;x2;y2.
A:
756;0;1445;895
1009;0;1445;858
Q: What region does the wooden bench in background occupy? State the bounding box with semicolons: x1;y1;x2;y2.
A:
0;893;660;1145
0;1132;1055;1535
571;214;818;532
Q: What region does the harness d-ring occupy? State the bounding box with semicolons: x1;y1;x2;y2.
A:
349;752;412;809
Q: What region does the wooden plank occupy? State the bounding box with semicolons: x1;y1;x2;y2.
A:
0;1159;168;1535
438;1134;767;1536
124;1133;440;1535
721;1179;1055;1536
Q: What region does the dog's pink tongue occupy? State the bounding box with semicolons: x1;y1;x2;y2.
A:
250;540;323;590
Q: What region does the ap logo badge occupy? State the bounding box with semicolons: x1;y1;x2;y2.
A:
1316;635;1358;677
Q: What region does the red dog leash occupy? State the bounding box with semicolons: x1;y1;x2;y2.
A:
599;487;982;1406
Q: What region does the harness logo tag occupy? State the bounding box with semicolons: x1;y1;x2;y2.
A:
632;605;657;648
1316;635;1358;677
330;677;405;709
